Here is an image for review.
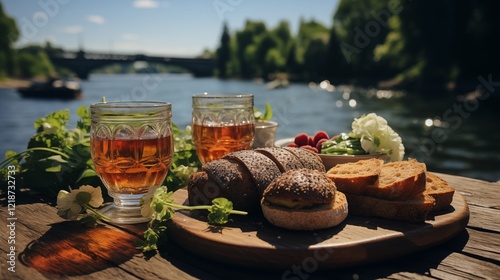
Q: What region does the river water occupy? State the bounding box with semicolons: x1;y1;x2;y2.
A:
1;73;499;182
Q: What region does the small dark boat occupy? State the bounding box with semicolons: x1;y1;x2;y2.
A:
17;78;82;99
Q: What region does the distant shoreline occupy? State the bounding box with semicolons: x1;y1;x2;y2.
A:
0;78;30;89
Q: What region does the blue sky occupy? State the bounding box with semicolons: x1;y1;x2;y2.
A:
3;0;339;57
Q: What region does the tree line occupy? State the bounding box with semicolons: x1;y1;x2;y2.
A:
2;0;499;91
215;0;500;90
0;3;58;79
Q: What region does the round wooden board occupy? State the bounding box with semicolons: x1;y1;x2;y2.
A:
166;190;469;270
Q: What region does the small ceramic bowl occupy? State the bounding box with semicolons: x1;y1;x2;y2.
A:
274;138;388;171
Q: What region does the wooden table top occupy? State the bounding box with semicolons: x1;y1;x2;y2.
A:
2;173;499;280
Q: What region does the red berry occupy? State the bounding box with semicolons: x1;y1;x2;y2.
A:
294;133;309;147
315;138;328;153
287;142;298;147
308;136;315;146
300;145;319;153
313;131;329;146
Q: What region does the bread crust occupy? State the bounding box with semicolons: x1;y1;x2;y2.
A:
261;191;348;230
255;147;304;172
283;147;326;172
188;160;261;211
367;158;427;200
345;193;435;222
326;158;383;195
263;169;336;205
223;150;282;194
425;172;455;212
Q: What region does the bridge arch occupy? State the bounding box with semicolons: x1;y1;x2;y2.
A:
48;51;215;79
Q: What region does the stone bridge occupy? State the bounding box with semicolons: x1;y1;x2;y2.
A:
48;50;215;79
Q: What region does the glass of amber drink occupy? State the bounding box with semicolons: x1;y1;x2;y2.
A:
192;93;255;164
90;101;173;224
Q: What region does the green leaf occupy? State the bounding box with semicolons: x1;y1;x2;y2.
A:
45;165;62;172
263;103;273;120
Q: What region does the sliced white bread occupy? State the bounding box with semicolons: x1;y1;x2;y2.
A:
345;193;436;222
325;158;384;195
365;158;427;200
424;172;455;212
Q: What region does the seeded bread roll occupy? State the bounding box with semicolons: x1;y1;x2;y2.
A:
223;150;282;194
263;168;335;208
283;147;326;172
255;147;304;172
261;169;348;230
326;158;384;194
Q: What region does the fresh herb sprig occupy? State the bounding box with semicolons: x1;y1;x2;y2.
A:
0;106;98;197
136;186;247;252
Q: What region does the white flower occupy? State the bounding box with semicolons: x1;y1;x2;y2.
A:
350;113;405;161
56;185;104;220
42;122;58;134
73;185;104;208
56;190;82;220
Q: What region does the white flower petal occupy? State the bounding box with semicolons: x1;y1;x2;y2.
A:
56;190;74;211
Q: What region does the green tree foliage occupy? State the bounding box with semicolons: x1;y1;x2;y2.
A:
225;19;329;81
15;46;56;78
334;0;391;77
374;0;500;87
0;2;19;78
216;22;230;78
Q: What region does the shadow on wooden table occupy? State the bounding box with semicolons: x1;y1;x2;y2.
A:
18;221;139;278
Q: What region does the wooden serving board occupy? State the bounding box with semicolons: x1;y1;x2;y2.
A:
166;190;469;270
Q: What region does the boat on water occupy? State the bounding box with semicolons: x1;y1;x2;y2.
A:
266;78;289;90
17;77;82;99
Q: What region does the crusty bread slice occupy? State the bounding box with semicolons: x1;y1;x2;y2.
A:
424;172;455;212
283;147;326;172
345;193;435;222
255;147;304;172
365;158;427;200
325;158;384;195
261;191;348;230
223;150;282;195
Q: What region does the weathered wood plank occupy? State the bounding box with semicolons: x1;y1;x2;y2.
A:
2;173;499;280
438;173;500;208
466;204;500;232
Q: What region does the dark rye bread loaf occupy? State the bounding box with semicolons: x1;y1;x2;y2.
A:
223;150;282;194
255;147;304;172
188;160;260;211
187;147;325;211
284;147;326;172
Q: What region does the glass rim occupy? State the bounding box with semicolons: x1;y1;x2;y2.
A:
192;93;253;99
90;101;171;109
